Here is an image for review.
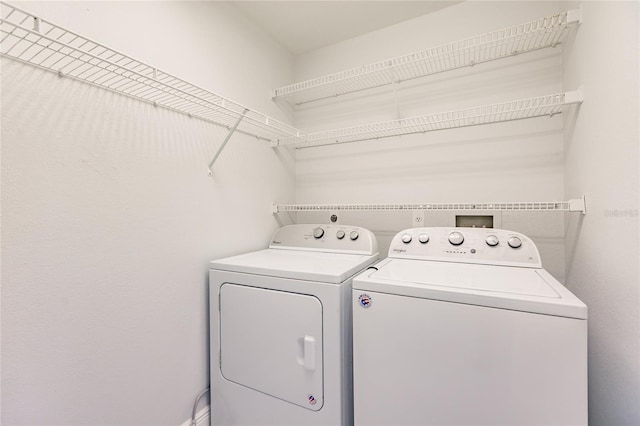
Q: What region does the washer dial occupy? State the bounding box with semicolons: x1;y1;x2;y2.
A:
508;236;522;248
418;233;429;244
448;231;464;246
336;230;345;239
485;235;499;247
350;231;359;241
401;233;412;244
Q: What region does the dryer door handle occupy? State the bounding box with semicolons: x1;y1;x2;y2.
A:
303;335;316;371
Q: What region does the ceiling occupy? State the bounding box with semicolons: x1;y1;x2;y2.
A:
230;1;462;56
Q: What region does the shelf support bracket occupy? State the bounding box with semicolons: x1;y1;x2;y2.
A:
564;86;584;104
207;109;248;176
567;6;582;24
568;196;587;215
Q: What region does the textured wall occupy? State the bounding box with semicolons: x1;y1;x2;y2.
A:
562;1;640;424
1;2;295;424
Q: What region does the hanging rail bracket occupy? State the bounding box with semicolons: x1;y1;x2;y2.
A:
564;86;584;104
207;109;248;177
567;6;582;24
568;195;587;215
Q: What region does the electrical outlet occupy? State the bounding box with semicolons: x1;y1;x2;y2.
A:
412;210;425;228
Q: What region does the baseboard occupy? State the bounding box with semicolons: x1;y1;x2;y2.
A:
180;405;210;426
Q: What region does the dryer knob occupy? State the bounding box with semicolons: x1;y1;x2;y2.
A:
350;231;359;241
313;227;324;239
401;233;412;244
418;233;429;244
448;231;464;246
508;236;522;249
486;235;499;247
336;230;345;239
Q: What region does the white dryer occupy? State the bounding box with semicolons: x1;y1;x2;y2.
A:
209;224;379;425
352;227;587;426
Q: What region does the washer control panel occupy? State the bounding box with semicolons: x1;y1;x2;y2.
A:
269;224;378;255
389;227;541;267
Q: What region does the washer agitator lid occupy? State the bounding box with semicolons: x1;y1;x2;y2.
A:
210;224;379;283
353;227;587;319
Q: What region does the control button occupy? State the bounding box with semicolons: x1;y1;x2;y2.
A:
336;230;345;240
313;227;324;239
418;233;429;244
485;235;499;247
350;231;359;241
508;236;522;248
401;233;412;244
448;231;464;246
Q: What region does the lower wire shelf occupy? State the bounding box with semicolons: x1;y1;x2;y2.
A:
273;196;586;215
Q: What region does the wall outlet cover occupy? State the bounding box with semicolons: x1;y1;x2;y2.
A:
412;210;425;227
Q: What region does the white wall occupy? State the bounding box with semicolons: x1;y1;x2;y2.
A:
292;1;569;281
1;2;295;424
562;1;640;424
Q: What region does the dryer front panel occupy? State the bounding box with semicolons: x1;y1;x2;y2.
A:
220;283;324;411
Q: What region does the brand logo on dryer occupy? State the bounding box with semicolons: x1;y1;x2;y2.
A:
308;394;317;405
359;293;372;308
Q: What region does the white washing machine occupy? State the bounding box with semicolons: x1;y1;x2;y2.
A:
209;224;379;425
352;227;587;426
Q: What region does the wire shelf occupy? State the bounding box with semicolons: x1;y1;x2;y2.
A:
0;1;304;142
273;89;583;148
274;197;587;214
272;9;581;106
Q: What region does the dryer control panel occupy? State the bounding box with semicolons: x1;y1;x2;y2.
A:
270;224;379;255
388;227;541;268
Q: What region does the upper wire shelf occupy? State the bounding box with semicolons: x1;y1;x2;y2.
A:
273;196;587;215
273;89;583;149
0;1;304;142
272;9;582;106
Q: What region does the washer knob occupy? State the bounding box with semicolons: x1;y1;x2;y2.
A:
418;233;429;244
401;233;412;244
448;231;464;246
313;227;324;239
350;231;359;241
486;235;499;247
336;230;345;240
508;236;522;249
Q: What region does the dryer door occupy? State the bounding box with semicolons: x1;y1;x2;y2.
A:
219;283;324;410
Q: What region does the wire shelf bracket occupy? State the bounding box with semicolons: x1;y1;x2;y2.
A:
273;89;583;149
0;1;304;158
272;196;587;215
207;109;247;176
272;8;582;106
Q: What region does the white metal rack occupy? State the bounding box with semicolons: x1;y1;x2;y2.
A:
274;89;583;148
273;196;587;215
0;1;306;174
272;9;582;105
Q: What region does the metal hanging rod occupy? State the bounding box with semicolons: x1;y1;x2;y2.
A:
0;1;304;143
272;8;582;106
273;89;583;148
273;196;587;215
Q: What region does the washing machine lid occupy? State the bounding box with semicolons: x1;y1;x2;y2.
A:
211;249;378;283
354;258;587;319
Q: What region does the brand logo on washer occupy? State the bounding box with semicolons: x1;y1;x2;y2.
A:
308;394;317;405
359;294;372;308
